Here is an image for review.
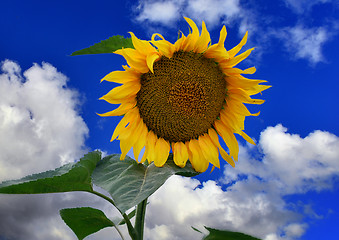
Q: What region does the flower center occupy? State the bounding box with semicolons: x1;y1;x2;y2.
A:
137;51;226;143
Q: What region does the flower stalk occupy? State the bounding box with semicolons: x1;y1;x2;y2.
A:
134;198;148;240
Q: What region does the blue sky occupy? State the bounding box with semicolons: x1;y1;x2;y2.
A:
0;0;338;240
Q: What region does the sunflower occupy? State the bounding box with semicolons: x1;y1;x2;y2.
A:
99;17;270;172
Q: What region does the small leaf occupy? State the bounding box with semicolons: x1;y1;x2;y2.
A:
192;226;203;233
60;207;114;240
203;227;262;240
70;35;134;56
92;153;199;213
0;151;101;194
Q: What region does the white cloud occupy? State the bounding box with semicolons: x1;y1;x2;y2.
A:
228;124;339;194
135;0;185;26
0;60;89;181
134;0;245;30
185;0;241;28
277;25;329;64
0;60;98;240
144;124;339;240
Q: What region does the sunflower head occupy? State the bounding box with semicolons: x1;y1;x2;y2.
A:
99;17;270;172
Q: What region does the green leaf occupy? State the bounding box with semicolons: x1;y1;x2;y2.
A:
70;35;134;56
0;151;101;194
92;153;199;213
60;207;114;240
203;227;262;240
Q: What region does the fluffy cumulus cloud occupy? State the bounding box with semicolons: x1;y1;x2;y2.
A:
0;60;89;181
0;60;107;240
135;0;185;26
144;124;339;240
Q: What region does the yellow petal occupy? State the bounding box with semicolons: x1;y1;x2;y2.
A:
151;33;175;58
173;142;189;167
228;31;248;58
219;108;242;133
153;137;170;167
221;48;254;67
195;21;211;53
240;130;256;145
129;32;157;56
214;120;239;161
119;116;141;160
144;131;157;164
228;88;265;104
174;32;186;51
111;108;139;141
204;25;229;61
146;52;161;73
208;129;235;167
133;122;148;162
226;75;267;89
97;102;136;117
115;48;149;73
244;84;272;95
188;139;209;172
223;66;256;76
101;69;140;83
226;98;260;117
183;17;200;52
198;134;220;168
100;82;140;102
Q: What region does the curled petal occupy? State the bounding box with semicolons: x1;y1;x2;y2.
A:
195;21;211;52
129;32;157;56
115;48;149;73
221;48;255;67
208;128;235;167
118;115;141;160
228;31;248;58
151;33;175;58
146;52;161;73
204;26;229;61
111;108;139;141
214;120;239;161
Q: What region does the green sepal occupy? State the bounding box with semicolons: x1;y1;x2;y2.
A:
0;151;101;194
70;35;134;56
92;153;199;213
203;227;262;240
60;207;114;240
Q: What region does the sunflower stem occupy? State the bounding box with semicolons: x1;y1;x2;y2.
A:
91;190;137;240
135;198;148;240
